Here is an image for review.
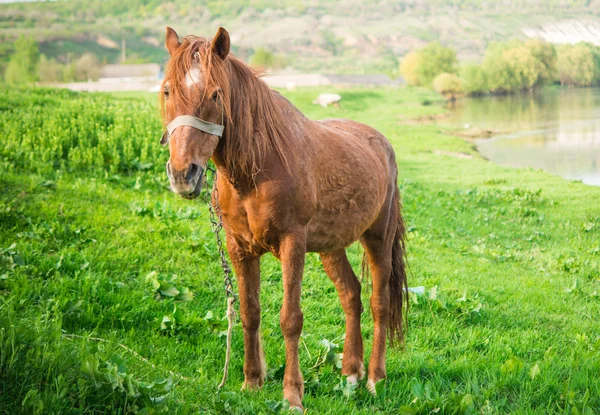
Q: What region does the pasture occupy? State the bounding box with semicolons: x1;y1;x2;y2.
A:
1;86;599;414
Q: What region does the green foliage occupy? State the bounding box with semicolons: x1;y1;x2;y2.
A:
402;42;457;87
525;38;558;83
557;43;600;87
399;51;421;86
4;35;38;84
432;72;463;100
75;52;101;81
0;87;163;174
38;54;63;83
460;64;488;96
249;47;285;70
320;30;344;56
483;41;545;93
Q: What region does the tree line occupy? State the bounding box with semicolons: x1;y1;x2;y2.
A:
400;39;600;100
4;36;100;84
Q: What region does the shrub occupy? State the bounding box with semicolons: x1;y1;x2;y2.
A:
75;53;100;81
399;51;421;86
417;42;458;87
557;43;597;87
432;73;463;100
4;35;39;84
249;47;285;70
525;38;558;84
461;64;488;96
38;54;64;83
483;42;544;93
399;42;457;87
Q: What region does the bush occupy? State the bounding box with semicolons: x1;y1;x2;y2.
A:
525;38;558;84
0;87;163;175
432;72;463;100
460;64;488;96
249;47;285;70
4;35;39;84
557;43;598;87
416;42;458;87
75;52;100;81
38;54;64;83
399;42;457;87
399;51;421;86
482;41;545;93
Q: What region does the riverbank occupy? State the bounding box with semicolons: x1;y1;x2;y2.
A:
1;86;599;413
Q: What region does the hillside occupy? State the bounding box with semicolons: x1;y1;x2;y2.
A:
1;0;599;76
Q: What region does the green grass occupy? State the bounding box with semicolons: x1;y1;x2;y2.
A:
1;86;599;414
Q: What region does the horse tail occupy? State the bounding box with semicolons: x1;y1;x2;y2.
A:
388;186;409;345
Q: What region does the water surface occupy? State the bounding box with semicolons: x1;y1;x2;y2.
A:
447;88;600;186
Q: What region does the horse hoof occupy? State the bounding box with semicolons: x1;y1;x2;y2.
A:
241;380;263;391
289;404;304;414
344;361;365;385
366;379;377;395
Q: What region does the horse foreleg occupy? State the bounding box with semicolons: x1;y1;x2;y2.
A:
278;230;306;409
320;249;364;384
227;239;265;390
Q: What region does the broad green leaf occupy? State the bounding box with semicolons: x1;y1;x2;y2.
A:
159;284;179;297
428;285;438;301
177;286;194;302
530;363;541;380
375;378;386;395
398;406;414;415
460;393;474;412
501;356;524;374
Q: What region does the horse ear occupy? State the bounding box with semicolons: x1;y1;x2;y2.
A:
165;26;180;56
211;27;230;60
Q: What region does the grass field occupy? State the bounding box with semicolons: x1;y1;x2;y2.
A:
1;86;599;414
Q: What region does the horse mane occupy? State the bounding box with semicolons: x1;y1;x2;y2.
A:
161;35;292;181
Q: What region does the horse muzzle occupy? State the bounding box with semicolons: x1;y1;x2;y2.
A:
166;161;203;199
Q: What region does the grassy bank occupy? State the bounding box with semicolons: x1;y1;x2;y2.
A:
0;87;599;414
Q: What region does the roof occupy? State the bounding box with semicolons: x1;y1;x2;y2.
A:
323;74;404;86
99;64;161;79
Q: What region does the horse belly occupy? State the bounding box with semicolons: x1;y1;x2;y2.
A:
305;181;385;252
305;121;393;252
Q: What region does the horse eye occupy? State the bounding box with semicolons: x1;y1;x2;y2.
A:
163;86;170;99
212;90;219;102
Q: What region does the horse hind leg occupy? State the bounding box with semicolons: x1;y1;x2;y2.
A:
360;185;408;393
320;249;365;383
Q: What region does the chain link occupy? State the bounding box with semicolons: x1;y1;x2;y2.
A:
203;165;236;301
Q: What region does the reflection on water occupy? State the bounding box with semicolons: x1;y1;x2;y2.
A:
447;88;600;186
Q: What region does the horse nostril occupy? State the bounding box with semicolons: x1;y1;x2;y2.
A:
186;163;199;182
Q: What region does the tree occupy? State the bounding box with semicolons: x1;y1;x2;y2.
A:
399;51;421;86
75;53;100;81
415;41;457;87
249;47;285;70
525;39;557;85
504;47;544;91
460;64;488;95
38;54;64;83
557;43;596;87
4;35;39;84
432;72;463;100
483;42;543;93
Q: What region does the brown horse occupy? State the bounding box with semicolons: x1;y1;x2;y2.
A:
160;26;408;410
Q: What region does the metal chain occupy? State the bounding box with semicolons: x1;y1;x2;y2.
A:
202;164;237;390
204;165;236;302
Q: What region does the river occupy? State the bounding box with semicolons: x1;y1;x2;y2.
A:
447;88;600;186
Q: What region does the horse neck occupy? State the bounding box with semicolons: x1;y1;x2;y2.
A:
211;62;296;186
